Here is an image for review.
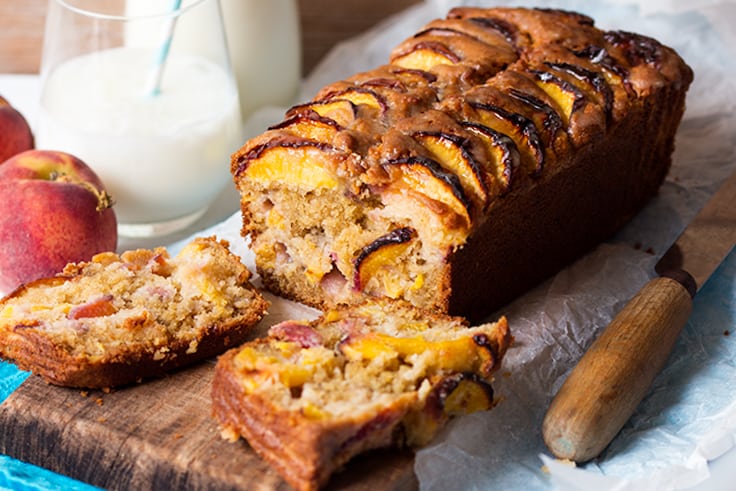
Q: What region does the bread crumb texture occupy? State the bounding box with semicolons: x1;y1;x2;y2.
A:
0;236;268;387
212;298;510;490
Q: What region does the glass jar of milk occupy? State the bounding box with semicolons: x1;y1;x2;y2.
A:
37;0;243;237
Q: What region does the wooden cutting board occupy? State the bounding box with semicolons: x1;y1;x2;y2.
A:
0;360;417;490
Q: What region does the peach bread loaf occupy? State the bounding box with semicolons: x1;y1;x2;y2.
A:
0;237;268;388
231;7;693;321
212;298;511;491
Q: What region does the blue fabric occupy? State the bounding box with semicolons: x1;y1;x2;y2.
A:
0;363;27;405
0;455;100;491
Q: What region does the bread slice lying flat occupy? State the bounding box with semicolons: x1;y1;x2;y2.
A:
0;236;268;389
212;298;510;491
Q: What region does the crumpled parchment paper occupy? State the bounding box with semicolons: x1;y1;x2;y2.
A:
186;1;736;488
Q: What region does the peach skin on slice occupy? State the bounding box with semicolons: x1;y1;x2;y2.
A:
390;40;461;71
529;69;586;126
287;99;358;127
460;121;519;195
352;227;417;293
544;61;614;121
469;102;544;178
318;87;388;114
406;372;497;446
413;131;489;206
268;114;343;142
570;44;632;110
435;373;496;416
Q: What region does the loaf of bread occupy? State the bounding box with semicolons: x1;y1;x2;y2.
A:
0;237;268;388
231;7;693;321
212;298;510;491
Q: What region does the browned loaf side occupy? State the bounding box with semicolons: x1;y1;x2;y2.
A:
211;298;511;491
231;7;694;322
0;237;269;389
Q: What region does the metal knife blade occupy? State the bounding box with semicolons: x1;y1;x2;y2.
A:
656;171;736;290
543;170;736;463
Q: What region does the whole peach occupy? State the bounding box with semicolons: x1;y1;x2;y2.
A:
0;95;34;163
0;150;117;294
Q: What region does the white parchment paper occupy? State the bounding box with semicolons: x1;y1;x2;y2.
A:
175;1;736;489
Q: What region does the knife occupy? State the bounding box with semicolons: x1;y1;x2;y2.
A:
542;170;736;462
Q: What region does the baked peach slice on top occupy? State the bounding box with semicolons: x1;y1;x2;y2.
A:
390;38;462;72
316;87;388;115
505;88;565;139
286;99;358;128
412;131;490;207
527;69;587;126
329;65;438;99
467;101;545;178
459;121;518;195
409;18;518;63
543;61;614;121
233;137;341;190
268;113;343;143
317;80;437;122
454;15;519;47
572;44;628;79
381;156;473;230
390;18;517;76
476;71;566;145
411;19;513;49
523;66;608;144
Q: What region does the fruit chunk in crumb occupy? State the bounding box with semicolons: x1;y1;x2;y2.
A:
66;294;117;320
353;227;417;293
338;330;499;376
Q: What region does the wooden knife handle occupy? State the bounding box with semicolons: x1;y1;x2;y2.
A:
542;273;694;462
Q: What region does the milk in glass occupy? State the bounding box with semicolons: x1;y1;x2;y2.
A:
37;0;242;237
37;47;241;234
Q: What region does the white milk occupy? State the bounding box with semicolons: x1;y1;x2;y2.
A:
36;46;241;233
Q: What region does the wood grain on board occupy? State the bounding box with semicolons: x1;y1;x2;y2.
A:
0;360;417;490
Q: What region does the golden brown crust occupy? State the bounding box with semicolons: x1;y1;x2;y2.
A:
231;7;693;321
212;351;413;491
0;237;269;388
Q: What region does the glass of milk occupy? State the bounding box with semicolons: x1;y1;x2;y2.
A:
37;0;242;237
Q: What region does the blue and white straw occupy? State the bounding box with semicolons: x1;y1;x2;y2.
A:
144;0;183;97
